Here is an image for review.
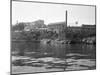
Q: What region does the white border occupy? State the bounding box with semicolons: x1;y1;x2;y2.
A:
0;0;100;75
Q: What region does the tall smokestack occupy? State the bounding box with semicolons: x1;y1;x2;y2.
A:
66;10;67;27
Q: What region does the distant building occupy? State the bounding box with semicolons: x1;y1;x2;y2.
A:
24;20;46;31
81;24;96;31
47;22;67;40
82;24;96;28
47;22;67;33
34;20;44;25
67;26;81;32
47;22;66;29
33;20;46;28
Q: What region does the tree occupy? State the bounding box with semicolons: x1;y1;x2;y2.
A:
12;23;26;31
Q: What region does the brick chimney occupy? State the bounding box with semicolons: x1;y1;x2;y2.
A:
66;10;67;27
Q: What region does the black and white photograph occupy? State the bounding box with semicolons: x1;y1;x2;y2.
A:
11;0;96;74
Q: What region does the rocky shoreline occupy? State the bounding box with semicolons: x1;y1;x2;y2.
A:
41;37;96;45
12;36;96;45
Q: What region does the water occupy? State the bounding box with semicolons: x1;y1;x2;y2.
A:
11;41;96;74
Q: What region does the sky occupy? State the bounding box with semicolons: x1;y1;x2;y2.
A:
12;1;95;26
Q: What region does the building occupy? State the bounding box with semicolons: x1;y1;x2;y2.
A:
47;22;66;29
81;24;96;35
81;24;96;31
47;22;67;33
82;24;96;28
67;26;82;32
24;20;46;31
47;22;67;40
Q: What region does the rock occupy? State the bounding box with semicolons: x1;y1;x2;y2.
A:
46;40;51;43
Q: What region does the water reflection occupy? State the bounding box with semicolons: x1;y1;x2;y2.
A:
12;41;96;73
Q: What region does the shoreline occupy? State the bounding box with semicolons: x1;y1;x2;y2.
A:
12;38;96;45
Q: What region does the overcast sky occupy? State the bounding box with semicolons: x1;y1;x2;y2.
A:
12;1;95;26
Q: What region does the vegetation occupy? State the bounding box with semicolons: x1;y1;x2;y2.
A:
12;21;96;44
12;23;26;31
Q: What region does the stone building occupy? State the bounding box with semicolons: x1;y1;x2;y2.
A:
81;24;96;31
81;24;96;36
47;22;67;33
24;20;46;31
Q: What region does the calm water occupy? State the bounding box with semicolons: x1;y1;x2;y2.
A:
11;41;96;74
